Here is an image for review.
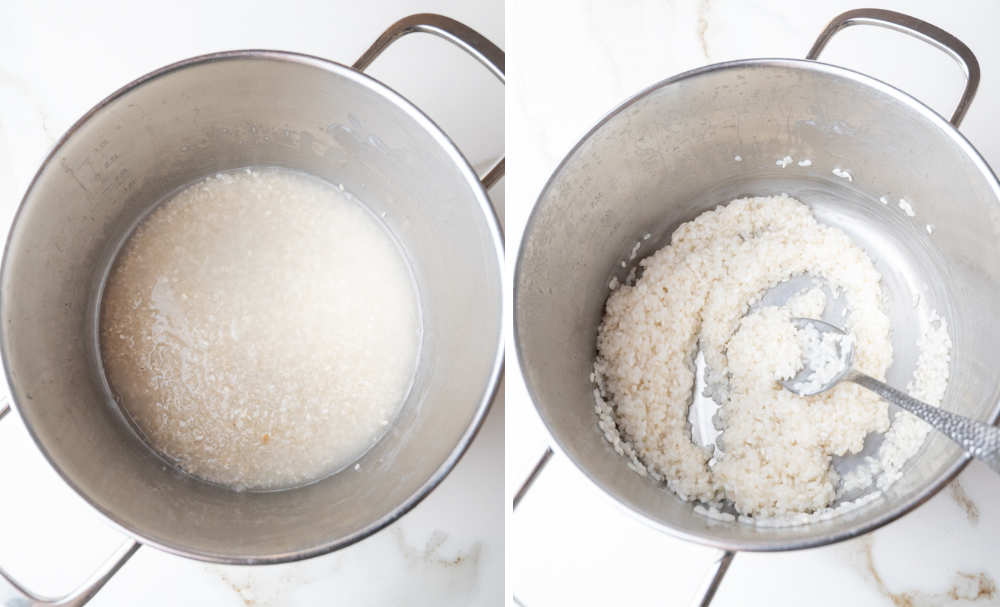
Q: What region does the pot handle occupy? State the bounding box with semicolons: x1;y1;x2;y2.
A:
0;403;141;607
512;447;553;510
510;447;552;605
353;13;505;189
511;447;737;606
806;8;980;127
691;550;736;606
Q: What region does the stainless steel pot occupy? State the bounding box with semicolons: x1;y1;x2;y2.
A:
0;13;503;605
514;9;1000;604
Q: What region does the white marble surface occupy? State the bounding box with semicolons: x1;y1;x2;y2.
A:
508;1;1000;605
0;1;502;605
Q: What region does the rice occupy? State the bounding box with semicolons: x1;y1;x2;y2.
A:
101;168;420;490
593;194;951;521
841;302;952;493
788;322;855;396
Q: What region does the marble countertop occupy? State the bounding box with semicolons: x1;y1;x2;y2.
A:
0;1;502;605
507;1;1000;605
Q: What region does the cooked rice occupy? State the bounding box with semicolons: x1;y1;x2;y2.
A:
593;194;951;521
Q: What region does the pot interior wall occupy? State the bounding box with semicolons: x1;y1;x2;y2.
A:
515;59;1000;549
2;53;502;561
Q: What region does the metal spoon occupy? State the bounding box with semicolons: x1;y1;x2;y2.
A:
781;317;1000;474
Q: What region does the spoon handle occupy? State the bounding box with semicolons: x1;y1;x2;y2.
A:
846;370;1000;475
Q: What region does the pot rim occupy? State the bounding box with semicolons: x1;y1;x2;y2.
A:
1;49;505;564
513;56;1000;552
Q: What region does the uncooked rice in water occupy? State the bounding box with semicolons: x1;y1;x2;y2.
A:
102;168;420;490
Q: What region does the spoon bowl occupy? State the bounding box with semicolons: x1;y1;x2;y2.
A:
781;317;856;396
780;317;1000;475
